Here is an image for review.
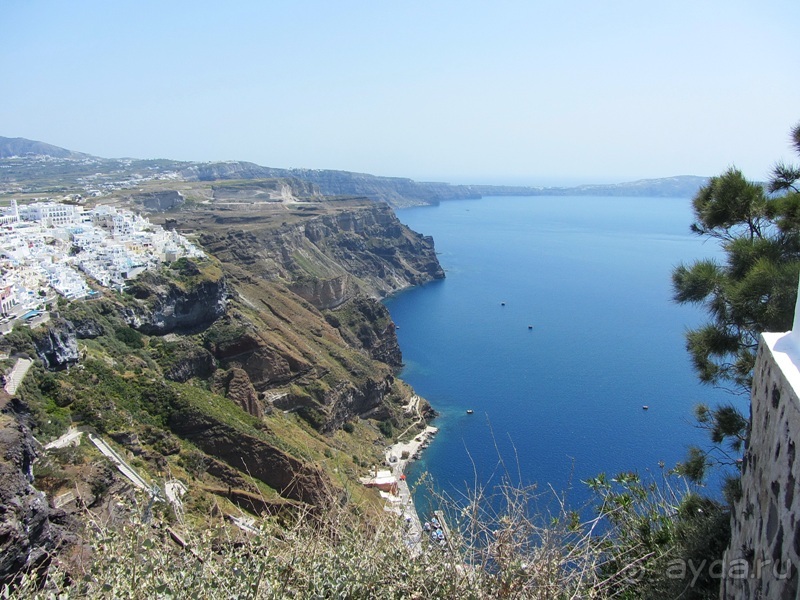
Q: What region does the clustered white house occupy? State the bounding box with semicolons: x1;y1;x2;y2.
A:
0;200;204;327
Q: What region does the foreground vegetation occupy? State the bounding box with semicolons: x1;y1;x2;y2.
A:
3;465;727;599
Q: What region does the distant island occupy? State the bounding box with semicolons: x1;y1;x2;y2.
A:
0;136;708;208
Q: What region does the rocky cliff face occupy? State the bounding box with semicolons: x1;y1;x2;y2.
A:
122;270;228;335
205;314;314;390
168;409;327;505
33;321;79;370
289;275;351;310
327;297;402;368
0;194;441;586
283;169;479;208
212;368;263;418
0;398;71;586
131;190;185;212
163;344;216;383
211;179;321;202
199;201;443;308
322;377;395;433
179;161;478;208
186;200;441;434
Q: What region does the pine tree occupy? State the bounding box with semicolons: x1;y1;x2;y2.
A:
672;122;800;487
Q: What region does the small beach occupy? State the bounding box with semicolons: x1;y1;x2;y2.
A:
360;425;438;554
385;424;438;477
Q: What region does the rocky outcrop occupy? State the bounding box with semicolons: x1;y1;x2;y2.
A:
212;368;263;418
70;317;106;340
163;345;216;383
200;202;444;307
207;328;312;389
299;205;445;297
327;297;402;368
168;410;327;505
33;322;79;370
284;169;479;208
275;376;394;433
289;275;351;310
211;179;320;202
0;399;71;586
122;271;228;335
0;194;437;575
322;377;395;433
192;200;432;433
108;431;145;456
132;190;185;212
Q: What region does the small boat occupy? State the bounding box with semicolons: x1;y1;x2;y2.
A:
528;325;533;330
466;409;474;414
642;405;649;410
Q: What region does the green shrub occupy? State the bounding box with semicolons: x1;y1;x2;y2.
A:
296;406;326;431
179;450;208;477
0;326;35;356
169;257;201;276
203;320;247;348
378;420;393;438
114;326;144;349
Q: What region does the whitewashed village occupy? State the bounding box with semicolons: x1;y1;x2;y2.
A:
0;200;204;334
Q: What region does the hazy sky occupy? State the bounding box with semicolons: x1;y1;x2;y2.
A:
2;1;799;185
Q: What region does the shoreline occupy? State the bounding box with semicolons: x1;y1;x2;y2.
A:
385;424;438;478
381;425;439;554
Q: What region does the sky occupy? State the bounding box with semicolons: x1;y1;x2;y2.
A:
2;1;799;186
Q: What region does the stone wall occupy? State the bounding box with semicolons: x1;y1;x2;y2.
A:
722;333;800;599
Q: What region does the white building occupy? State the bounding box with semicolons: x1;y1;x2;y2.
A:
0;200;207;312
0;286;15;315
0;200;20;227
17;202;83;228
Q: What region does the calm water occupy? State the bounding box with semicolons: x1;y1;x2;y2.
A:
385;196;738;511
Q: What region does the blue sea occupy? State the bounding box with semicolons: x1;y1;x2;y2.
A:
384;195;740;512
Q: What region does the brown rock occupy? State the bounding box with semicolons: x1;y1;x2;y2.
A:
212;368;263;418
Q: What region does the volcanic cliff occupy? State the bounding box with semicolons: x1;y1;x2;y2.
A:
0;190;443;586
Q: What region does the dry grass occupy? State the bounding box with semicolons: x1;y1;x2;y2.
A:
2;472;681;600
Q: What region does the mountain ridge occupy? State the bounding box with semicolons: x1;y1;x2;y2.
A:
0;136;90;160
0;136;708;206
